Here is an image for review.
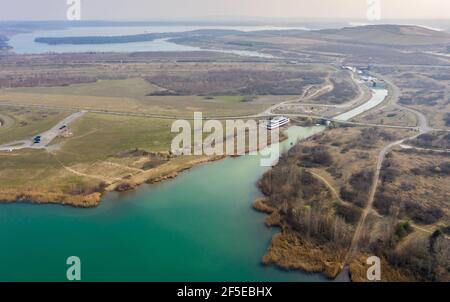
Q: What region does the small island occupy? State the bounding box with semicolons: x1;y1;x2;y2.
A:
34;33;170;45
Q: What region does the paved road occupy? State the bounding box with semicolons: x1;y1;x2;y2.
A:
261;74;368;116
2;99;449;133
0;111;86;151
381;75;431;133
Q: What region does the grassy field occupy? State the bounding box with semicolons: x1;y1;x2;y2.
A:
55;113;175;164
0;148;88;188
0;62;343;207
0;72;292;206
0;112;186;204
0;108;70;144
0;109;226;205
0;78;272;117
8;78;163;98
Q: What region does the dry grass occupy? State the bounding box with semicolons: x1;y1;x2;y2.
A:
376;149;450;223
354;106;418;127
263;232;345;279
298;127;412;200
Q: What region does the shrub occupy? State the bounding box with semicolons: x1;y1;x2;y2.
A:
395;221;413;239
299;146;333;167
400;182;416;191
374;192;395;215
403;202;444;225
334;203;361;225
441;226;450;235
340;187;357;203
349;169;374;192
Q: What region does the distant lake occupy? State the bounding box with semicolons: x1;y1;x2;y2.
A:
8;25;308;57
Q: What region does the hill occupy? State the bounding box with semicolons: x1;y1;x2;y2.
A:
308;24;450;46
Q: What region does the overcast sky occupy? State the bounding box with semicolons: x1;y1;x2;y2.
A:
1;0;449;21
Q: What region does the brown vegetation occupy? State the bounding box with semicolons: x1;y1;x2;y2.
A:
409;132;450;149
145;69;326;96
311;78;358;104
254;126;448;281
374;67;450;129
0;189;101;208
371;150;450;281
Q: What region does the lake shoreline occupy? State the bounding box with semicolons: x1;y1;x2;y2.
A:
253;198;346;280
0;128;289;208
0;154;225;208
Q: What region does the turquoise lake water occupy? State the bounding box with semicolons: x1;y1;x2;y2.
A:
0;126;346;282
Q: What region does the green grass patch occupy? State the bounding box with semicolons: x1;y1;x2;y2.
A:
55;113;175;165
0;109;70;145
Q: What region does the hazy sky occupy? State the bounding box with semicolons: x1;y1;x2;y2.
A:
1;0;449;21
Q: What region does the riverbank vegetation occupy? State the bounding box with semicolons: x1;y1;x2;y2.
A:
255;126;450;281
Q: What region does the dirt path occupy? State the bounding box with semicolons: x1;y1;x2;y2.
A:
102;161;145;173
309;170;342;202
344;138;406;264
411;223;450;240
343;76;431;266
51;154;117;183
303;77;334;100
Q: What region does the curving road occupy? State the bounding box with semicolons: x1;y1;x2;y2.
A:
0;111;86;151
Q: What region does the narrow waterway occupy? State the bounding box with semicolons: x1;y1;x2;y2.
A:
334;88;388;121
